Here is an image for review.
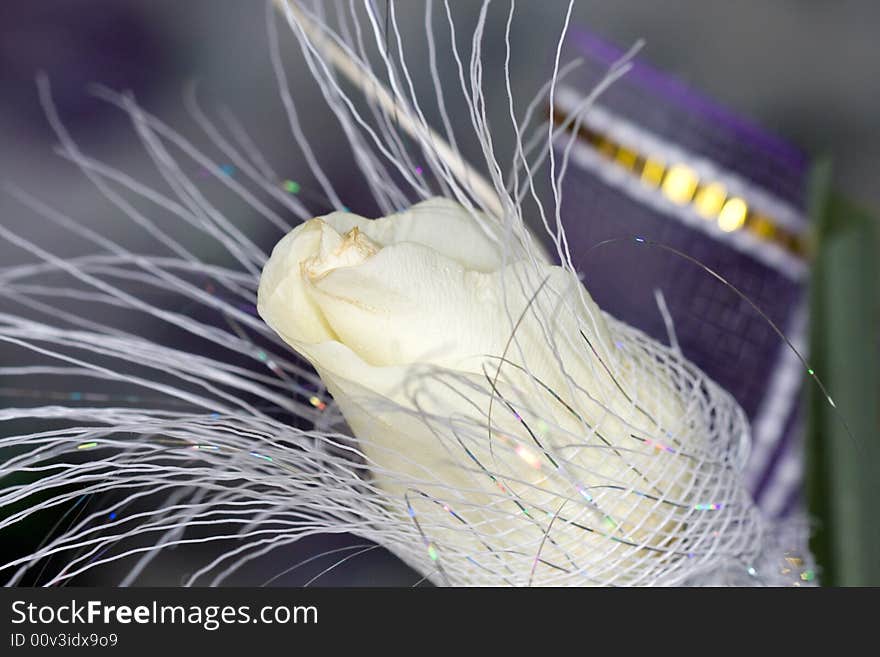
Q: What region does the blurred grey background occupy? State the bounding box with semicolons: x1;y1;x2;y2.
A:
1;1;877;585
2;1;878;226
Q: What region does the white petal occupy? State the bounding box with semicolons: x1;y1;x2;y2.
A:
257;218;339;345
303;234;611;384
305;240;509;367
319;197;506;273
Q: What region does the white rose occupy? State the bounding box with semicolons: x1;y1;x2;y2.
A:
258;197;706;585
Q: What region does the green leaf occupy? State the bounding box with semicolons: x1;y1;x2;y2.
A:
806;160;880;586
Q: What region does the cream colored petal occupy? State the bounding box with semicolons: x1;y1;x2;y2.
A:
256;218;339;345
318;197;507;273
304;240;510;367
296;339;693;584
258;198;506;348
303;234;611;382
303;232;684;439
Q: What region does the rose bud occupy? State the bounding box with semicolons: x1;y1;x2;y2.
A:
258;197;754;585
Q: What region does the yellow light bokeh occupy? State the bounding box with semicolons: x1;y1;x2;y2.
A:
641;158;665;187
694;182;727;218
615;146;637;170
750;214;775;238
661;164;698;204
597;138;617;159
718;197;748;232
556;109;804;259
